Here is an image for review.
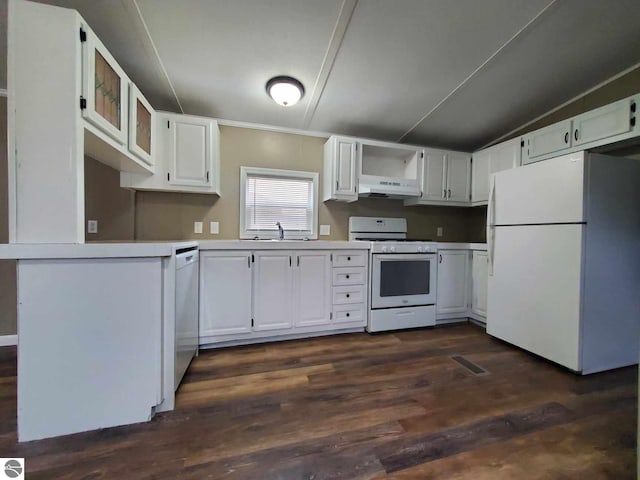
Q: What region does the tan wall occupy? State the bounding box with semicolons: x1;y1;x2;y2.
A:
84;156;135;241
136;126;483;242
0;96;17;336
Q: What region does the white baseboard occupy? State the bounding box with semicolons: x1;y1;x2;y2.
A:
0;335;18;346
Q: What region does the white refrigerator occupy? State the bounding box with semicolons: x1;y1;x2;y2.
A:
486;151;640;374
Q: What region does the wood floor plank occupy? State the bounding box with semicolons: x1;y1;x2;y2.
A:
180;421;404;480
375;402;577;473
183;401;427;467
377;409;636;480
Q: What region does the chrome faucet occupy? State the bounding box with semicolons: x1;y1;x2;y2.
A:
276;222;284;240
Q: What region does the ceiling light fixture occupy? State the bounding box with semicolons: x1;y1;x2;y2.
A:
266;76;305;107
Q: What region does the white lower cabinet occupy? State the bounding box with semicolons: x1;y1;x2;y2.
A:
199;251;253;340
434;247;488;325
199;249;365;346
331;250;367;326
293;251;332;327
253;251;294;331
436;250;469;317
470;251;488;320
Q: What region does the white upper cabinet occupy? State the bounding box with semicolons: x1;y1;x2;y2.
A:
293;251;332;327
120;112;221;194
523;119;572;164
168;115;216;188
420;150;447;202
471;137;521;205
521;93;639;165
446;152;471;202
323;136;359;202
436;250;469;317
199;251;253;340
406;149;471;206
128;83;155;166
572;97;635;147
81;26;128;146
471;149;490;204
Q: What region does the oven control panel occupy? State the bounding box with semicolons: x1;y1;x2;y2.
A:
371;242;437;254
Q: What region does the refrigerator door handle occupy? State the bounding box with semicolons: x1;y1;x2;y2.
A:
487;176;496;276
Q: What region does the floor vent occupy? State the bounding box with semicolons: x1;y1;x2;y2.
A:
450;355;490;376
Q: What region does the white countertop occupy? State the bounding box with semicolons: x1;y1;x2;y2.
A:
197;240;369;250
0;241;198;259
0;240;486;259
436;242;488;251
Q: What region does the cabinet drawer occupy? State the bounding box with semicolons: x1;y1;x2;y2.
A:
332;285;366;305
332;251;367;267
332;267;366;286
333;303;366;324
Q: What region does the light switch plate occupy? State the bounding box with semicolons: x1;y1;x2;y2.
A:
194;222;203;234
320;224;331;236
436;227;443;237
87;220;98;234
210;221;219;234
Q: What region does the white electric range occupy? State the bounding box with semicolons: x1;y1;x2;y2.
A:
349;217;437;332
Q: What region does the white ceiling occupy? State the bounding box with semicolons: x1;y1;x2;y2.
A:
8;0;640;150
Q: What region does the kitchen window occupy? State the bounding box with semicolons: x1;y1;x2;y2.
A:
239;167;319;239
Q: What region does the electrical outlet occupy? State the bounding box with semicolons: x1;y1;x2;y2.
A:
194;222;203;234
210;221;219;234
87;220;98;234
319;224;330;236
436;227;443;237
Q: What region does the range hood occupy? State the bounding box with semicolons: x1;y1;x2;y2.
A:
358;174;421;199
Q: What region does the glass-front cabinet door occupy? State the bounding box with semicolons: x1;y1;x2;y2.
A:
81;26;128;145
128;83;154;166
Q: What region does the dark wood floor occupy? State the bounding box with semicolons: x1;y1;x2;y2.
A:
0;323;636;479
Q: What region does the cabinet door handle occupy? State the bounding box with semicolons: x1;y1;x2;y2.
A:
248;256;251;268
443;189;446;198
574;129;578;142
345;274;350;279
347;256;351;261
439;254;442;263
564;132;569;144
289;256;292;267
297;256;300;267
346;312;350;317
346;293;350;298
448;189;451;198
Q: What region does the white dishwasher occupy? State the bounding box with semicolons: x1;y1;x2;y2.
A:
174;247;199;388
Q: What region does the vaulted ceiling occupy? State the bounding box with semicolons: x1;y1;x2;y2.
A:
8;0;640;151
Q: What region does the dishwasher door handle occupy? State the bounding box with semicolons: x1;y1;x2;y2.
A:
176;252;199;269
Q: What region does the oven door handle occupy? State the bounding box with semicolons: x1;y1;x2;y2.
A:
373;254;436;261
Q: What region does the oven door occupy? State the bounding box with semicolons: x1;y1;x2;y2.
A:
371;253;437;309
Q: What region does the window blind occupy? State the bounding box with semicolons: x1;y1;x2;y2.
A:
245;173;314;232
